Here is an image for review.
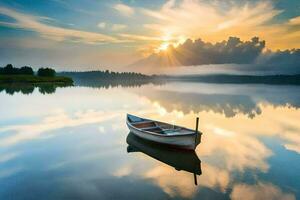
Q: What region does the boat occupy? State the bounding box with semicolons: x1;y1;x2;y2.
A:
126;132;202;176
126;114;202;150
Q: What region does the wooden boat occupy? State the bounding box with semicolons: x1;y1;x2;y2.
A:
126;132;202;176
126;114;202;150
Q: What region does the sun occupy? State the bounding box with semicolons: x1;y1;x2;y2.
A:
155;35;187;53
157;42;170;52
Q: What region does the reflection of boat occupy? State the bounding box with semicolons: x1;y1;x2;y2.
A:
127;133;201;185
126;114;202;150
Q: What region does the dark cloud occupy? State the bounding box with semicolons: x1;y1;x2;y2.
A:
255;49;300;73
130;37;300;74
170;37;265;65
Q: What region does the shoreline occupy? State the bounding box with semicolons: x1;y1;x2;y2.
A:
0;75;73;85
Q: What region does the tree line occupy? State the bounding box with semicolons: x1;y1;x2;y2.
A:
60;70;153;80
0;64;56;77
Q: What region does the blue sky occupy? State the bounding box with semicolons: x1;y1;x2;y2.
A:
0;0;299;71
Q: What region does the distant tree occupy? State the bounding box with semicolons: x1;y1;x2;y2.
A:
37;68;56;77
0;64;34;75
1;64;19;75
19;66;34;75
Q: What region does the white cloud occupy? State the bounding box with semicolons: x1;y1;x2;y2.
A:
231;182;296;200
0;152;19;163
288;16;300;25
0;110;121;147
0;7;118;44
111;24;127;31
113;3;135;16
113;165;132;177
97;22;106;29
144;163;229;198
98;126;105;133
119;33;161;41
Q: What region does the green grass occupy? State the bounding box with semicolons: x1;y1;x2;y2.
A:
0;75;73;84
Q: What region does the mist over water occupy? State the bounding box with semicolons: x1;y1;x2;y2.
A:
0;81;300;200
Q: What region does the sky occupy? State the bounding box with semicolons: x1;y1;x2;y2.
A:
0;0;299;73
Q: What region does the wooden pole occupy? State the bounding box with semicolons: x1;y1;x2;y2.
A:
194;117;199;148
194;173;198;185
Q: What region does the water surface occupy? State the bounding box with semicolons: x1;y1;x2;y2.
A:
0;82;300;199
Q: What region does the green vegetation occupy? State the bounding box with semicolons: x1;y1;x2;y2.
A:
0;75;73;84
37;68;56;77
60;70;152;80
0;64;34;75
0;82;72;95
0;64;73;84
59;70;164;88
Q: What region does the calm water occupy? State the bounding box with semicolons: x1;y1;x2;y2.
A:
1;82;300;200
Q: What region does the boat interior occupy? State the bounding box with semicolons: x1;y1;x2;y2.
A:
127;115;194;135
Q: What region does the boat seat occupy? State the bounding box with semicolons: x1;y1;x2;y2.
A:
140;126;158;131
144;127;164;134
133;121;157;129
131;121;149;125
162;128;181;134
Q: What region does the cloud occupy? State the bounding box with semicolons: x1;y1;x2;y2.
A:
97;22;127;31
0;110;120;147
0;7;118;44
143;165;198;198
171;36;265;65
98;126;105;133
111;24;127;31
97;22;106;29
112;165;132;177
140;0;300;50
0;152;20;163
230;182;295;200
129;36;300;74
143;163;230;198
288;16;300;26
119;34;160;41
130;37;266;67
256;49;300;72
113;3;135;16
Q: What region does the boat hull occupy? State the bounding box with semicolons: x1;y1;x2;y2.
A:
127;121;198;150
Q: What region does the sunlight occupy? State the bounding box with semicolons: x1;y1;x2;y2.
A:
157;42;170;52
155;35;187;53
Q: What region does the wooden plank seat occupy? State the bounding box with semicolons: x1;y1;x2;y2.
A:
132;121;157;129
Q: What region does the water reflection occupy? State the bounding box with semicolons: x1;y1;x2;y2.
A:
134;83;300;118
142;90;260;118
72;77;165;89
0;82;299;199
126;132;201;184
0;83;72;95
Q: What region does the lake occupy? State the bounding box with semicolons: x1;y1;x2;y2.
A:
0;81;300;200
